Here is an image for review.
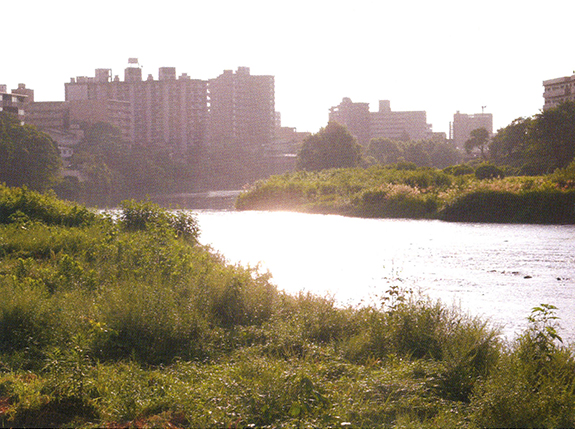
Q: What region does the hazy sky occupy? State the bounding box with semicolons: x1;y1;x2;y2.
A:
3;0;573;135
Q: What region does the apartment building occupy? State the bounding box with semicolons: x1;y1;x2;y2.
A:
329;97;371;145
543;73;575;110
328;98;432;144
208;67;275;150
451;111;493;150
371;100;432;142
0;84;27;122
65;61;208;151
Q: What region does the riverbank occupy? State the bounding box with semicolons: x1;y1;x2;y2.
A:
1;186;575;427
235;164;575;224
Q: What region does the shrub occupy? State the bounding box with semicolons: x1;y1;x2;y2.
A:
443;164;474;176
0;185;95;226
471;305;575;427
119;199;199;243
475;163;505;180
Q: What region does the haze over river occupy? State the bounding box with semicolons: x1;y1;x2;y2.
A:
194;210;575;342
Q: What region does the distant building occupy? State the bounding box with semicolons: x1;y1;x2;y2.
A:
0;84;27;122
328;98;432;144
65;60;208;152
543;73;575;110
68;99;132;143
329;97;371;145
370;100;432;142
208;67;275;151
451;111;493;150
0;83;82;177
25;101;70;130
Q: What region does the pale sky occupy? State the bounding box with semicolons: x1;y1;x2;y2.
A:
3;0;573;135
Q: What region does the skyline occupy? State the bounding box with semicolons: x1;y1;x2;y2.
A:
3;0;573;136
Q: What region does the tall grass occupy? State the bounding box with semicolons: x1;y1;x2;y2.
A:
0;186;573;427
236;164;575;224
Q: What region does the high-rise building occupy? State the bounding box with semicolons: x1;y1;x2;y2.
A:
370;100;432;142
208;67;275;150
329;97;371;145
65;60;208;152
451;111;493;150
543;73;575;110
328;98;432;144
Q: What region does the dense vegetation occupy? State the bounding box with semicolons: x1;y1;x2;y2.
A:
365;137;460;169
490;101;575;174
251;101;575;224
236;162;575;224
297;122;362;171
0;113;61;192
0;186;574;427
59;122;198;206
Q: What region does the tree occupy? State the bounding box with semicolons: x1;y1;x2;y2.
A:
365;138;403;164
0;112;61;191
465;128;490;159
296;122;361;171
529;101;575;172
404;142;431;167
489;117;532;167
430;142;461;169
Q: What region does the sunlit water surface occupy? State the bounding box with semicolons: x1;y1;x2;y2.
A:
195;210;575;342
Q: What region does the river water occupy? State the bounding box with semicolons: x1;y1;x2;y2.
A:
194;210;575;342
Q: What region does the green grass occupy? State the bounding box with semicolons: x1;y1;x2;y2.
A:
0;186;574;427
236;164;575;224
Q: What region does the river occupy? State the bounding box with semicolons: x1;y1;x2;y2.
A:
194;210;575;342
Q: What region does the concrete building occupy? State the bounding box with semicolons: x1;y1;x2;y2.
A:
68;99;132;142
543;73;575;110
329;97;371;145
65;60;208;151
0;84;27;122
328;98;432;144
208;67;275;150
25;101;70;130
370;100;432;142
451;111;493;150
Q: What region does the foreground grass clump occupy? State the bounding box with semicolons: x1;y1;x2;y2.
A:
1;186;574;427
236;163;575;223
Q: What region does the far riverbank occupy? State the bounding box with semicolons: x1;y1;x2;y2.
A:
235;165;575;224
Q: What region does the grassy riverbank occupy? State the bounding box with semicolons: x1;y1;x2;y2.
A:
235;163;575;224
1;186;575;427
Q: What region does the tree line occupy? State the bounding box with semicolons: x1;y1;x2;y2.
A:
297;101;575;175
2;100;575;203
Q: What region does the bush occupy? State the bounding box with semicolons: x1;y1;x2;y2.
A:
475;163;505;180
471;305;575;427
0;185;95;226
119;199;199;243
443;164;474;176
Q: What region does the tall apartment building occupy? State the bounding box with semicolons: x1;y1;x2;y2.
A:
543;73;575;110
370;100;432;141
328;98;432;144
208;67;275;150
65;61;208;151
329;97;371;145
451;111;493;150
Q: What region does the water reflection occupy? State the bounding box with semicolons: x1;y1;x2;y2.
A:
195;210;575;342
